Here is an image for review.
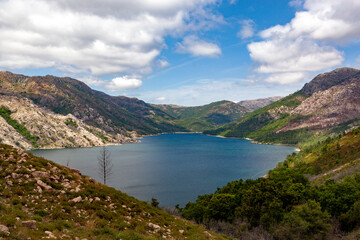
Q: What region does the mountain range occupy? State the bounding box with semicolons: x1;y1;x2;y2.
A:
1;67;360;149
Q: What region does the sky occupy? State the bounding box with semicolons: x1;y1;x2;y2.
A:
0;0;360;106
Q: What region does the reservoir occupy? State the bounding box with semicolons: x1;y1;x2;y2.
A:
31;133;295;207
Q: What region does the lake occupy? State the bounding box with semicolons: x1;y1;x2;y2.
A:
30;133;295;207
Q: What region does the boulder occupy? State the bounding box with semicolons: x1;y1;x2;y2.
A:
0;224;10;236
22;220;37;229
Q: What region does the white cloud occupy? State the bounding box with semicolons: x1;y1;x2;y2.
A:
158;60;170;68
289;0;303;8
248;38;343;74
0;0;220;78
155;97;167;102
247;0;360;84
237;20;255;39
176;35;221;58
265;72;306;84
229;0;237;4
106;76;143;91
139;78;301;106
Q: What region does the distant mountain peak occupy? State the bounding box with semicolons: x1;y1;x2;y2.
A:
300;67;360;96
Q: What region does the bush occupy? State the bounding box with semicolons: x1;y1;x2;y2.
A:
274;200;330;240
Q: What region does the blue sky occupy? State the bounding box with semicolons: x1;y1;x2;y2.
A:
0;0;359;106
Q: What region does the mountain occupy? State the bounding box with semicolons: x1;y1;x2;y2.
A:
238;96;283;111
0;71;185;137
0;143;227;239
154;100;250;132
205;67;360;147
0;88;135;150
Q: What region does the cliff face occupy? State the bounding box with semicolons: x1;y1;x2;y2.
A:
0;92;134;150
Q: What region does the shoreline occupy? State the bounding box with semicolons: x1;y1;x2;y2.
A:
28;131;301;152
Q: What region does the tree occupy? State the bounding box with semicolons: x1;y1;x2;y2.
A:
98;146;113;185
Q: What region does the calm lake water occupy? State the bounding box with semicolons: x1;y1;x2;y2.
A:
30;133;295;207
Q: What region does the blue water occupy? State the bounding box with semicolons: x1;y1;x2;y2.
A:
30;133;295;207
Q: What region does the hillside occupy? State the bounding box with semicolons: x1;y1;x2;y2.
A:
0;89;134;150
154;101;250;132
0;71;184;137
205;67;360;147
182;127;360;239
0;143;229;239
238;96;283;111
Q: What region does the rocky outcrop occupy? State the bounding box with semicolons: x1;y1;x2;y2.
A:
300;67;360;96
238;96;283;111
279;74;360;132
0;94;135;150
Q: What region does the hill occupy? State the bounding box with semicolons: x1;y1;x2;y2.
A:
0;71;185;137
205;67;360;148
0;143;229;239
238;96;283;111
154;101;250;132
182;127;360;239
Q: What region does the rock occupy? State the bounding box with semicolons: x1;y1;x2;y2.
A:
94;197;100;201
6;180;13;186
32;171;49;179
70;196;82;203
148;223;161;232
11;172;19;179
37;180;52;192
0;224;10;236
22;220;37;229
45;231;56;239
179;230;184;234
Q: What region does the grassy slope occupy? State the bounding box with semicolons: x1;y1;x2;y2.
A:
0;144;229;240
155;101;249;132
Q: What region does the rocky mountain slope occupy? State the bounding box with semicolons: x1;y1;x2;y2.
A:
0;89;133;150
0;143;228;239
154;100;250;132
205;67;360;147
0;71;184;137
238;96;283;111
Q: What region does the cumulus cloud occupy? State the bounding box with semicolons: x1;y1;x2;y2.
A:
176;35;221;58
247;0;360;84
0;0;220;78
106;76;143;91
237;20;255;39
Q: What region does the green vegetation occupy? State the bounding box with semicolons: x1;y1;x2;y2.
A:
0;143;229;239
0;107;39;148
182;127;360;239
155;100;249;132
204;92;307;140
64;118;78;128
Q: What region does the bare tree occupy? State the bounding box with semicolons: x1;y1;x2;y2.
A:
97;146;113;185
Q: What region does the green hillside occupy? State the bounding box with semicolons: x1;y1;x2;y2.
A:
182;127;360;239
0;144;229;239
154;101;250;132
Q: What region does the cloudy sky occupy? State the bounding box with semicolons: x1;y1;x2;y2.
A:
0;0;359;106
